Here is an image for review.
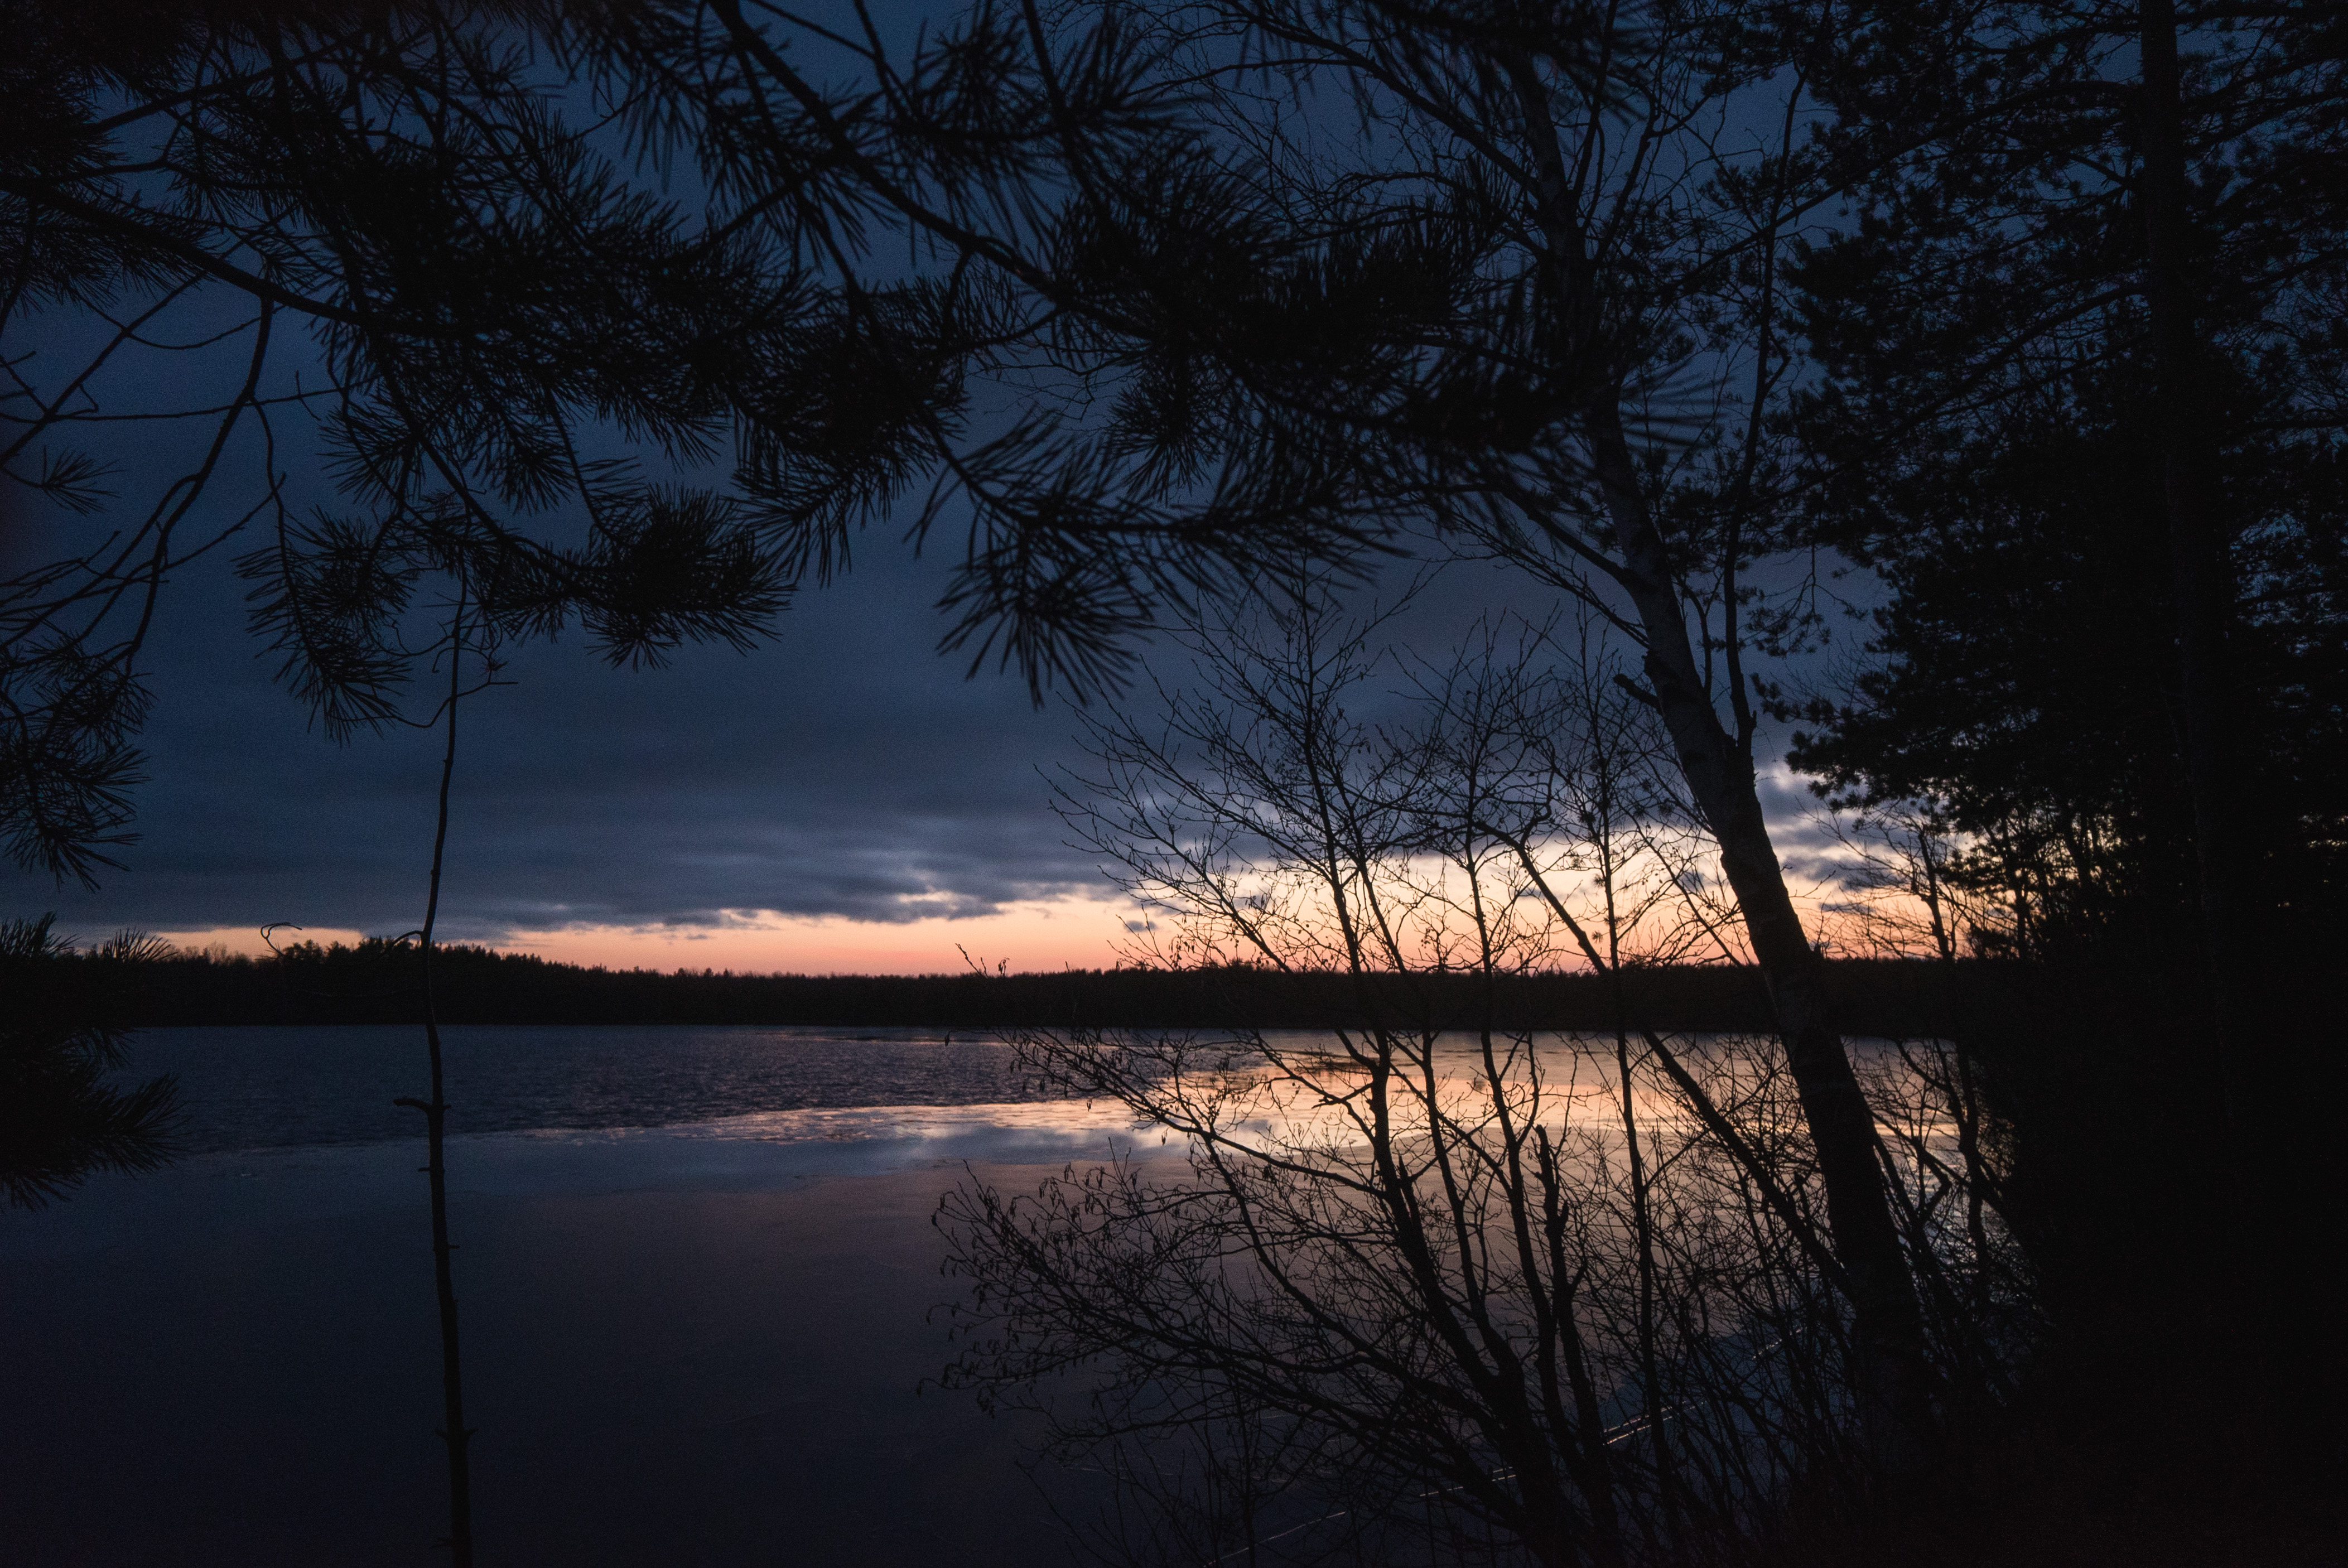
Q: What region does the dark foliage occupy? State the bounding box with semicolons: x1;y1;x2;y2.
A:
1786;350;2348;962
1785;0;2348;966
0;913;180;1209
1780;3;2348;1547
3;0;802;881
3;0;1436;885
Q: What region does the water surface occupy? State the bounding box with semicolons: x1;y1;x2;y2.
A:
125;1023;1850;1156
134;1024;1049;1154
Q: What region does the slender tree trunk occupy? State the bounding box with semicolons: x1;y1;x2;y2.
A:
1596;800;1677;1527
2137;0;2245;1137
1500;39;1930;1472
1587;402;1935;1467
397;617;475;1566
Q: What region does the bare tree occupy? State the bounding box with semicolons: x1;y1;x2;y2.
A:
845;0;1939;1463
939;591;2026;1565
388;591;491;1568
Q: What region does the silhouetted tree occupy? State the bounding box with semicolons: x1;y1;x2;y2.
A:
1785;361;2236;962
1784;0;2348;1113
2;0;814;881
388;595;489;1566
941;591;2028;1565
836;0;1945;1465
3;0;1398;884
1780;9;2346;1483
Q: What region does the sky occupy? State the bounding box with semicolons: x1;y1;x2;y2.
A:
1;286;1863;977
1;20;1869;976
4;512;1145;972
3;505;1855;974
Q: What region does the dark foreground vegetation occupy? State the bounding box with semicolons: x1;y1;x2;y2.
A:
929;600;2344;1568
0;916;181;1208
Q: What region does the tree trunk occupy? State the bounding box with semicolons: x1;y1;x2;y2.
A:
1587;401;1936;1466
399;614;475;1566
2137;0;2245;1137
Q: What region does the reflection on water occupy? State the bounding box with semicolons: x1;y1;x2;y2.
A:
639;1097;1180;1147
124;1023;1938;1160
132;1025;1053;1155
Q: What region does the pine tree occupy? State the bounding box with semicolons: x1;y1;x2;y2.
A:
0;914;180;1210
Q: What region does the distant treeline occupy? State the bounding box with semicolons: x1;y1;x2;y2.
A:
96;937;1960;1035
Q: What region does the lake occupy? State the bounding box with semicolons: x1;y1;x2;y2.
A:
3;1024;1175;1568
4;1023;1859;1566
120;1022;1091;1154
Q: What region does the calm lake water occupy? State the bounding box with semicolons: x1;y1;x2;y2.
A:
124;1024;1803;1157
131;1024;1056;1155
18;1026;1122;1568
21;1025;1902;1566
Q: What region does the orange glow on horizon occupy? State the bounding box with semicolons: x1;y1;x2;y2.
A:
150;895;1145;976
503;898;1141;975
138;847;1939;978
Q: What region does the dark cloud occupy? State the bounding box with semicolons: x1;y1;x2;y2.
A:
3;342;1555;948
4;521;1112;939
5;362;1865;949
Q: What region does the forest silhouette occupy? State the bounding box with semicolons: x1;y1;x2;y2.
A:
75;937;1972;1034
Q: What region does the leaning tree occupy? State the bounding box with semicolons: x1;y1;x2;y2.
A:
838;0;1947;1464
943;593;2030;1565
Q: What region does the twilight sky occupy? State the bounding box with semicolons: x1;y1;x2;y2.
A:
3;508;1849;973
6;511;1130;971
2;37;1860;976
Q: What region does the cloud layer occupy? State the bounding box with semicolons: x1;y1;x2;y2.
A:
5;529;1113;944
6;496;1862;964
